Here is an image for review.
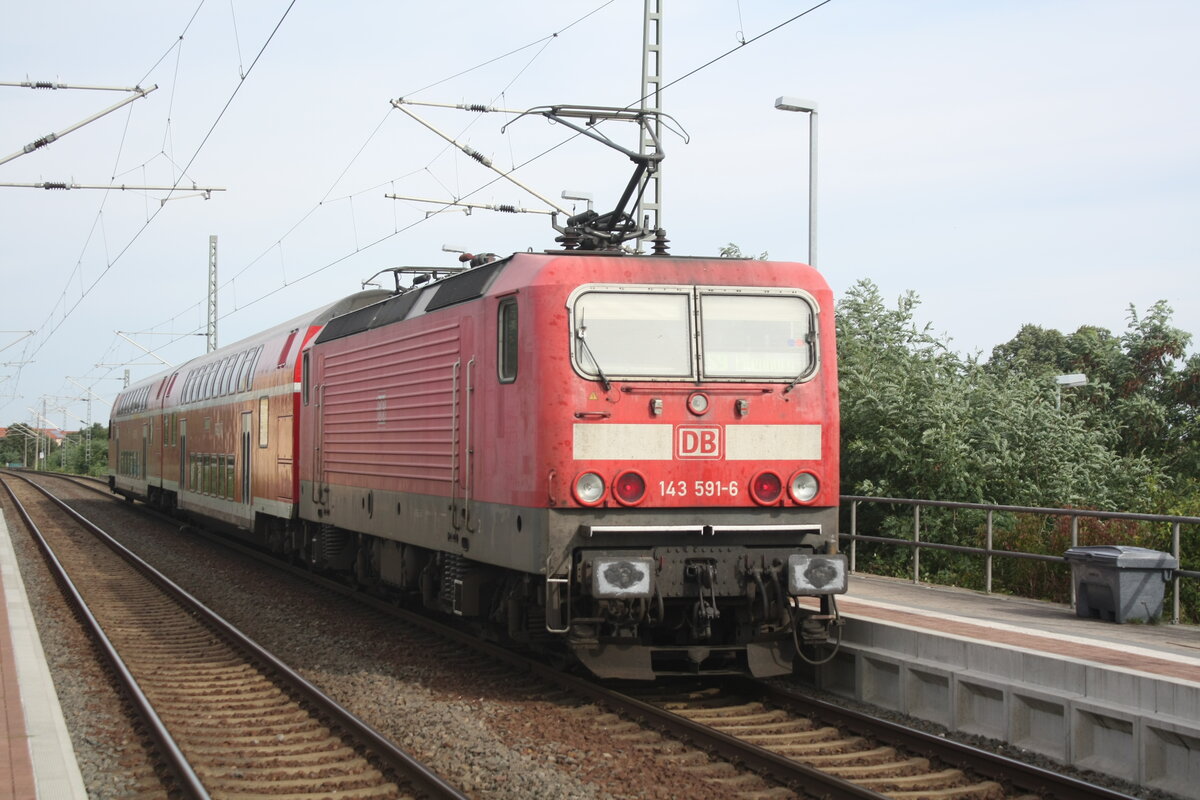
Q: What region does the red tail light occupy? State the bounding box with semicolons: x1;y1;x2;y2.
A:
750;471;783;505
613;470;647;506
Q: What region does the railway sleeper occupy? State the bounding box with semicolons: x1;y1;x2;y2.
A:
855;769;977;791
825;757;932;779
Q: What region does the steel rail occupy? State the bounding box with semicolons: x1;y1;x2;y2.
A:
5;471;468;800
0;475;209;799
747;678;1141;800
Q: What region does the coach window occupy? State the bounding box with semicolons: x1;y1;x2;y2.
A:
220;354;236;395
202;363;217;399
239;346;261;393
258;396;269;448
214;358;228;396
235;350;250;392
498;298;518;383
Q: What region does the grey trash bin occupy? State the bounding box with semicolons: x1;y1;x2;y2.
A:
1064;545;1178;623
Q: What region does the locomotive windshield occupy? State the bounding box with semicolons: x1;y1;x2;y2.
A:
700;293;815;379
574;291;693;378
570;286;817;382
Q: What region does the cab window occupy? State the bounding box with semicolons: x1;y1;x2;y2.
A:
498;299;518;383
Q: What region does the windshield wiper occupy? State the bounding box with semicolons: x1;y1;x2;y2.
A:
783;329;817;394
575;319;612;392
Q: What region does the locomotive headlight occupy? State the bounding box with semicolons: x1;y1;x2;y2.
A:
573;472;606;506
789;471;820;504
787;553;848;596
591;557;654;598
687;392;709;415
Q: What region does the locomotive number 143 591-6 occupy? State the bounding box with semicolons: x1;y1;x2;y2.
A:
658;480;740;498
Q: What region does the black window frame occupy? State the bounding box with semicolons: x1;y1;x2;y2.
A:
497;297;518;383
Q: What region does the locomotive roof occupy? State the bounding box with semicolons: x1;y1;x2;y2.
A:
316;256;511;345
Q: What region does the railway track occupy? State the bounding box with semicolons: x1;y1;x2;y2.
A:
21;471;1145;800
0;470;466;800
616;678;1148;800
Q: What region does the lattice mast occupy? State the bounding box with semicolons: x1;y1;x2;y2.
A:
637;0;664;250
207;235;218;353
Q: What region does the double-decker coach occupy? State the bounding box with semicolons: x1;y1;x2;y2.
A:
109;292;388;532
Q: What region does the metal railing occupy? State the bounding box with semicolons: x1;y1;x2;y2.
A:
841;495;1200;625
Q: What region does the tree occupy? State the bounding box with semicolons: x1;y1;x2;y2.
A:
986;301;1200;482
0;421;108;475
0;423;40;467
838;279;1158;510
988;324;1072;377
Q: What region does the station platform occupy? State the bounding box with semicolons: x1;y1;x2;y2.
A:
0;509;86;799
799;573;1200;798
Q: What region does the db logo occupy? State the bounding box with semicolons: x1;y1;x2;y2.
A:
676;425;722;459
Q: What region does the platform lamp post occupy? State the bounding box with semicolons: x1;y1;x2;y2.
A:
774;96;818;267
1056;374;1090;608
1055;373;1088;411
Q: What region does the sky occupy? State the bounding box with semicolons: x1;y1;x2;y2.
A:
1;0;1197;433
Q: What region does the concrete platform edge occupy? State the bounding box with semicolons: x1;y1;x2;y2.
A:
0;509;87;800
806;604;1200;798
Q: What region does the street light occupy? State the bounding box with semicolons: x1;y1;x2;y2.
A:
1054;373;1088;410
774;96;818;267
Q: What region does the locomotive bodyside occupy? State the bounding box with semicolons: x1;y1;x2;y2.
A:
300;252;844;678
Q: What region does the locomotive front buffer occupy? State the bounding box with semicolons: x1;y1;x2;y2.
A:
556;527;848;680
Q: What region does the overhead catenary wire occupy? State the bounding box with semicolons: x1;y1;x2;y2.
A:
0;81;148;92
0;86;158;168
34;0;833;419
117;0;834;363
0;181;225;195
129;1;618;343
3;0;298;418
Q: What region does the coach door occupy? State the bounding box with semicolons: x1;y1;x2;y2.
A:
241;412;252;503
178;419;187;490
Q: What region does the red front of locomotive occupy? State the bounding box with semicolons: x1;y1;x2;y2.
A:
513;255;838;509
477;253;844;678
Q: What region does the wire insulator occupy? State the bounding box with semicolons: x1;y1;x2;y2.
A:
463;147;492;167
43;182;69;190
24;133;57;153
467;104;488;113
497;204;517;213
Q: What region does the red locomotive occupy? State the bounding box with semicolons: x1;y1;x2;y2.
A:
110;107;847;679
